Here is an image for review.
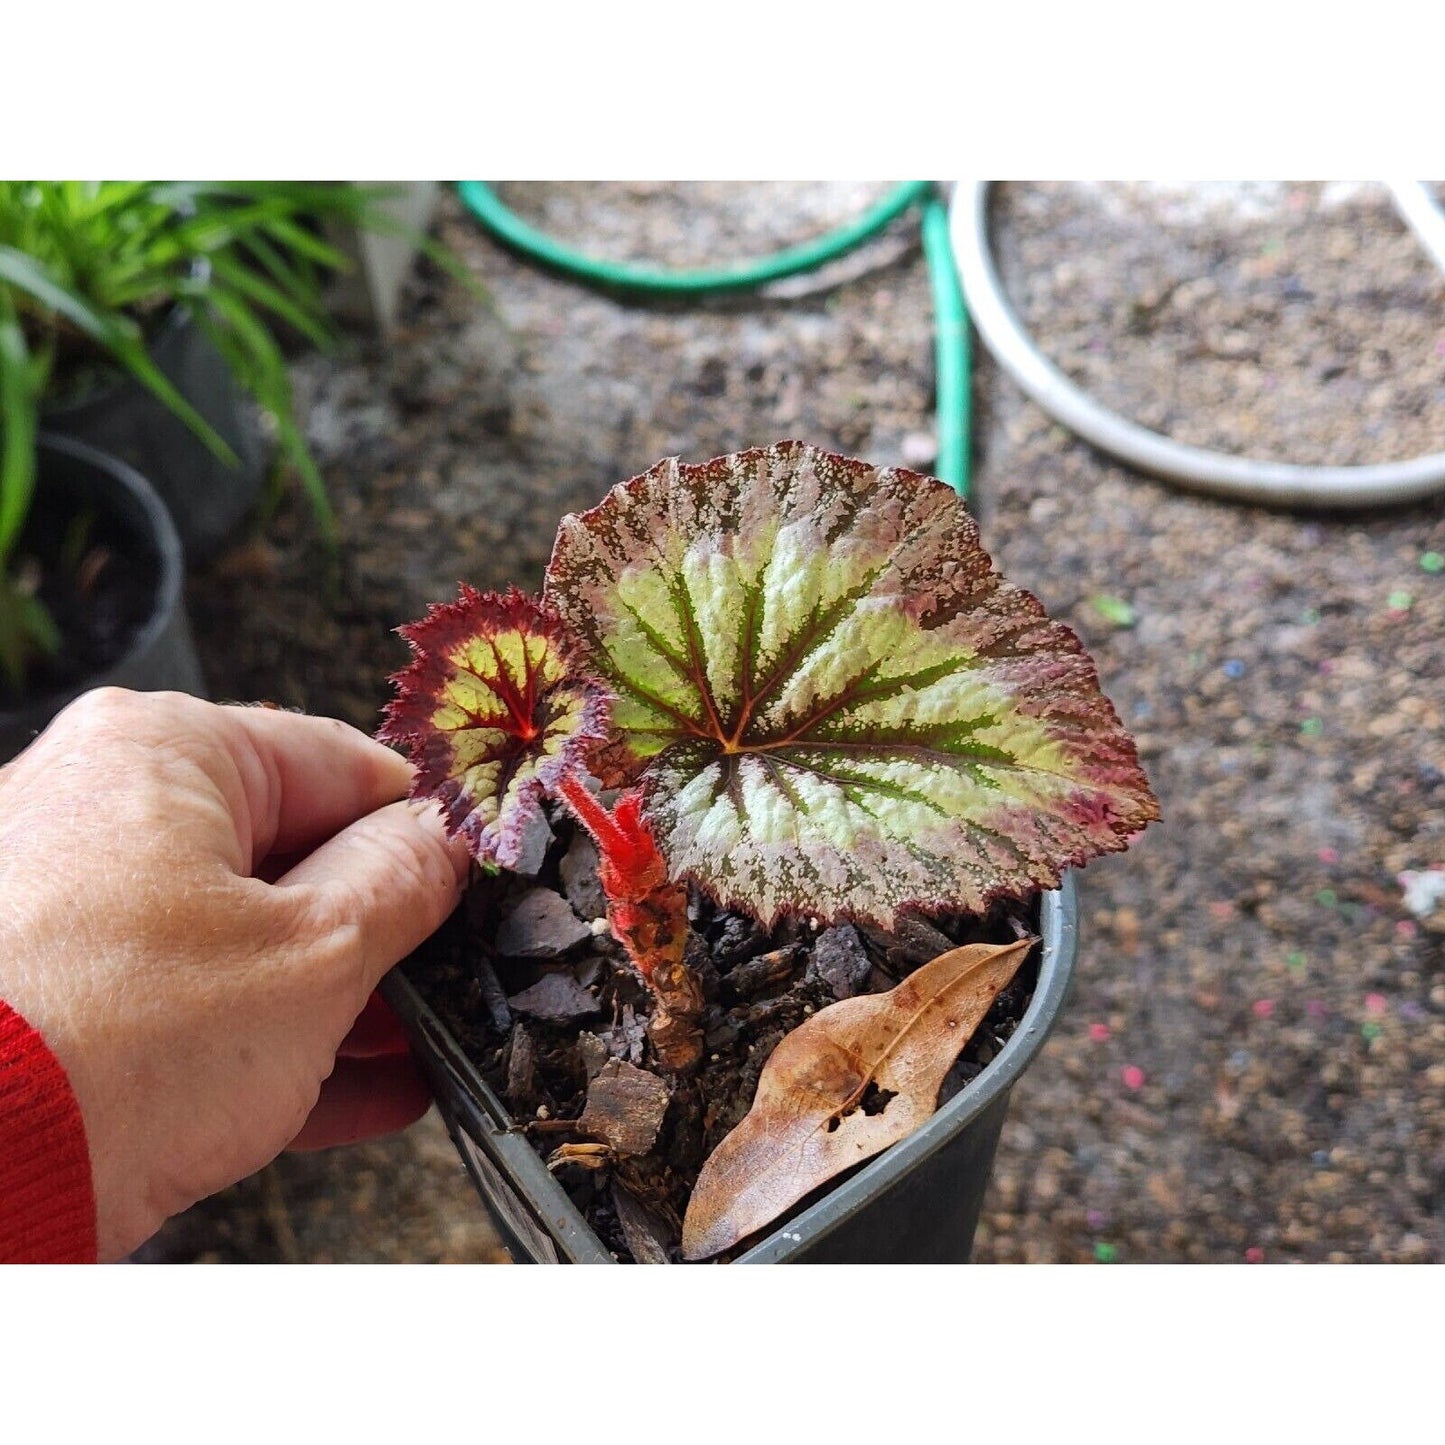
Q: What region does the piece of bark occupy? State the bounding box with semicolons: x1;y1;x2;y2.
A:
495;888;591;959
865;963;897;995
712;915;767;971
611;1183;673;1264
703;1013;741;1052
507;970;601;1022
547;1142;611;1173
864;913;957;970
558;831;608;921
807;925;873;1000
607;1003;647;1065
578;1059;671;1157
471;956;513;1031
728;946;802;1000
684;933;718;1000
505;1024;537;1111
577;1032;610;1081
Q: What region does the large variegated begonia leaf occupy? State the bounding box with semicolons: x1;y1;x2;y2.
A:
545;441;1159;928
379;585;609;870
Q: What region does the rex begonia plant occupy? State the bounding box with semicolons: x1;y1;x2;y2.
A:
382;441;1159;1078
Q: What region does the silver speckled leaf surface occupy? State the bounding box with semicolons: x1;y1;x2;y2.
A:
545;441;1159;927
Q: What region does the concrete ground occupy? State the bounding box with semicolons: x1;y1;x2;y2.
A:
141;182;1443;1263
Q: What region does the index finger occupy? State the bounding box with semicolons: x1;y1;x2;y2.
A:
214;703;417;869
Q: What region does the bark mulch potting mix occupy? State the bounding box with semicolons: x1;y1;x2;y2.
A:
137;182;1444;1264
401;808;1041;1263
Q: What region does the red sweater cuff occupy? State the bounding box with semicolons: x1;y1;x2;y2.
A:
0;998;98;1263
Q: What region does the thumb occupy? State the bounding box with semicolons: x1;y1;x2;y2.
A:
277;798;471;1000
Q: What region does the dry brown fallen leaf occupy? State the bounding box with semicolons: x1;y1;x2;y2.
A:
681;936;1035;1260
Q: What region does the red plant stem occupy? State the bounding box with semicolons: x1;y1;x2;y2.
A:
556;772;632;863
555;771;702;1071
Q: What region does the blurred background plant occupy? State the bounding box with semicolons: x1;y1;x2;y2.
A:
0;180;471;690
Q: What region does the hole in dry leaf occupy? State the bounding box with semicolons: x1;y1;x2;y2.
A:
825;1080;898;1132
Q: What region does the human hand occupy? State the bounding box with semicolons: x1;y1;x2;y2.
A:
0;688;469;1261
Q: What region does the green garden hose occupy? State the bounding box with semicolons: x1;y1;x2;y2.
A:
456;181;971;498
920;194;970;496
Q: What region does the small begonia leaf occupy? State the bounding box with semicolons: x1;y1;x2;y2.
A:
379;585;609;870
545;441;1159;928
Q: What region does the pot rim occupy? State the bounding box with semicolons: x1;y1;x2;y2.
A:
385;875;1078;1264
1;434;186;724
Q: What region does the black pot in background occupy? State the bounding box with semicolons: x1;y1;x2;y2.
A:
0;436;206;764
42;307;268;565
382;877;1079;1264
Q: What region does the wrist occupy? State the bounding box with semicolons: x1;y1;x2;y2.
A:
0;998;98;1263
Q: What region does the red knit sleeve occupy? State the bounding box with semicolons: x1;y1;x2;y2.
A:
0;998;98;1264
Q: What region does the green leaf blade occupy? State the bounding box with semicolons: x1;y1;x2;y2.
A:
379;586;612;871
0;303;39;563
546;441;1160;927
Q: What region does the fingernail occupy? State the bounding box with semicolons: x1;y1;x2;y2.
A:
404;798;471;886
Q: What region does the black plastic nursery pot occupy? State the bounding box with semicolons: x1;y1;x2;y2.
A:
383;875;1078;1264
42;307;267;564
0;435;206;764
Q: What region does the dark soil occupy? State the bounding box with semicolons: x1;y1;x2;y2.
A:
1;491;158;710
402;808;1039;1262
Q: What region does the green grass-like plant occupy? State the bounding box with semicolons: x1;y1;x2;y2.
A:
0;180;472;690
